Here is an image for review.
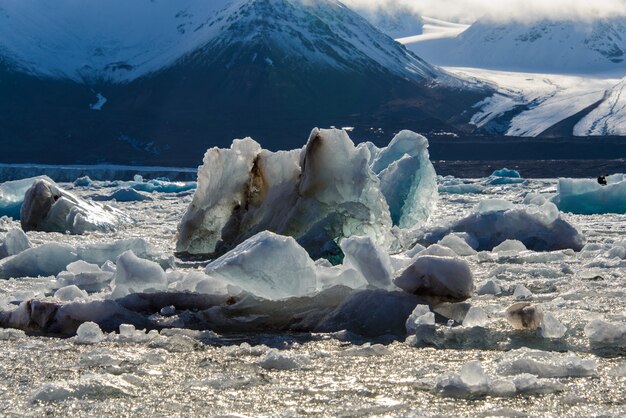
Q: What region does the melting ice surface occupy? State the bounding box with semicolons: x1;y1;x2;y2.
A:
0;129;624;415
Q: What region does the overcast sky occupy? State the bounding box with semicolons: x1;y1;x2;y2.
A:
342;0;626;23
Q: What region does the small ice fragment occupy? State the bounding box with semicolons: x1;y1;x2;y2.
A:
75;322;105;344
438;234;477;256
460;360;490;391
54;285;88;302
463;306;489;328
406;304;435;335
257;349;309;370
538;313;567;339
476;199;514;213
492;239;527;254
476;279;501;296
513;284;532;300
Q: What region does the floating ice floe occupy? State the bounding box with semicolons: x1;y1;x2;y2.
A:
484;168;525;186
257;349;311;370
434;360;563;399
205;231;318;300
111;251;168;299
462;306;489;328
31;374;136;402
176;128;437;260
21;178;131;234
56;260;115;292
0;176;53;219
340;235;394;289
497;349;596;378
424;200;585;251
91;187;153;202
537;312;567;339
394;255;473;303
54;285;88;302
438;176;485;194
0;228;31;259
0;238;164;279
437;234;477;256
337;343;390;357
584;319;626;345
555;174;626;214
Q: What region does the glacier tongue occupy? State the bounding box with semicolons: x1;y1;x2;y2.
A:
177;128;437;260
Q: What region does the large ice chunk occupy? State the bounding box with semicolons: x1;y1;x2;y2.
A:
584;319;626;345
424;200;585;251
340;236;394;289
177;128;437;260
394;255;473;302
0;228;31;259
111;251;167;299
498;349;596;378
372;130;437;228
56;261;115;292
0;243;79;279
21;179;130;234
205;231;317;300
0;176;53;219
555;175;626;214
0;238;163;279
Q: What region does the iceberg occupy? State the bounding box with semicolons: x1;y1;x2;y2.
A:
423;200;585;251
21;179;131;234
371;130;438;228
0;176;53;219
177;128;436;260
555;174;626;214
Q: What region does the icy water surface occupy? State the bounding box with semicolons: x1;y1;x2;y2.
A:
0;177;624;416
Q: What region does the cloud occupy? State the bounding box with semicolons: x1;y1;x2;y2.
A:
342;0;626;23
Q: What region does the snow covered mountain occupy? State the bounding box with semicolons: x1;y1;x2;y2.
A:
346;3;424;39
404;17;626;75
0;0;436;83
0;0;490;165
575;77;626;136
